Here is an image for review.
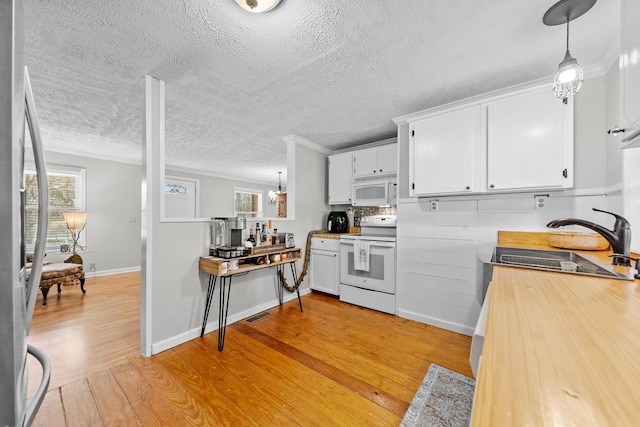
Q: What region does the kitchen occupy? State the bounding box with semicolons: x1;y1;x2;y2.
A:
3;0;640;425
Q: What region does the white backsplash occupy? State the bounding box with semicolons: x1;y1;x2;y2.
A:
396;190;623;336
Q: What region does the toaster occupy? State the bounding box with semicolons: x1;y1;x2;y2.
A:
279;232;295;248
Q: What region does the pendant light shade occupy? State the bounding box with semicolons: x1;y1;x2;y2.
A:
552;44;584;100
543;0;596;102
234;0;281;13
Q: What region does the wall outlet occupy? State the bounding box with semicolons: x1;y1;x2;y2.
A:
430;199;439;212
89;263;96;271
534;194;549;210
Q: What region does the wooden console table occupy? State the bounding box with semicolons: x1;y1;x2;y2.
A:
199;247;303;351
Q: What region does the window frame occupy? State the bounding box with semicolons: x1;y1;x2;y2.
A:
24;163;87;251
233;187;263;218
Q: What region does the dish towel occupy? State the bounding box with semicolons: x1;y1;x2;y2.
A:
353;241;370;272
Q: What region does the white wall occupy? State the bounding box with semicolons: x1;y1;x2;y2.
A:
29;151;293;276
395;75;623;336
32;151;142;275
149;143;329;354
166;169;282;219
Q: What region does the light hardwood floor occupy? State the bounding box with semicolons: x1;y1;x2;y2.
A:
28;272;472;426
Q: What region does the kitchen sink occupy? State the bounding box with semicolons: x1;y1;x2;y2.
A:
490;246;629;280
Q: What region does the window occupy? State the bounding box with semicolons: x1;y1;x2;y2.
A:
234;187;263;218
24;164;86;250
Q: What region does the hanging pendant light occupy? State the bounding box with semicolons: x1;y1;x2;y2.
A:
276;171;283;194
234;0;281;13
543;0;597;102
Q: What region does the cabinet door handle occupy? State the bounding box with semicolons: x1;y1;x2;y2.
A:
607;126;626;135
489;184;495;189
465;186;471;190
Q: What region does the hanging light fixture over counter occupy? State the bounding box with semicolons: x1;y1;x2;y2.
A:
543;0;597;102
234;0;281;13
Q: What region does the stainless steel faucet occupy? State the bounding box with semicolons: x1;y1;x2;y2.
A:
546;208;632;266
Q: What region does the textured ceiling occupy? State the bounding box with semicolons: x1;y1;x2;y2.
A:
24;0;620;186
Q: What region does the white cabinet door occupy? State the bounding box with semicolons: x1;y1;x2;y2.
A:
486;86;573;192
410;105;482;196
376;144;397;174
620;0;640;148
353;144;397;177
310;248;339;295
353;148;378;177
328;152;353;204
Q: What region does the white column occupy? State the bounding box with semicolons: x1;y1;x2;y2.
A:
141;75;165;356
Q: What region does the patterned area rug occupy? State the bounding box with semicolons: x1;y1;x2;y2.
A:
400;364;475;427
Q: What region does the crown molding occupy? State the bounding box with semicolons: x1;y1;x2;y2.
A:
39;144;142;166
282;134;332;155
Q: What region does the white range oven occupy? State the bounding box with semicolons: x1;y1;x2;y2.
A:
339;215;396;314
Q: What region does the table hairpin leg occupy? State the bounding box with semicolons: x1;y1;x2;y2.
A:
217;276;233;351
276;264;284;305
275;263;303;312
289;262;303;312
200;274;217;337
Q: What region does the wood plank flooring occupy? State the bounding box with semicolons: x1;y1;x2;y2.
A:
28;272;472;426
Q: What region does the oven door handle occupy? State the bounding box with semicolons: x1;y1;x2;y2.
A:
341;240;395;248
368;242;396;248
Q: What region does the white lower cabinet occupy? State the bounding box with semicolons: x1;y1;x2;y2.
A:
309;237;340;295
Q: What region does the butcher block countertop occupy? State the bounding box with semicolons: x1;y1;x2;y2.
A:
311;227;360;239
472;231;640;426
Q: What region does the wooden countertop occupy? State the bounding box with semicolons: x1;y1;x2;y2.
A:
312;227;360;239
472;232;640;426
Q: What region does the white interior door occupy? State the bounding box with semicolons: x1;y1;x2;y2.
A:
164;176;198;218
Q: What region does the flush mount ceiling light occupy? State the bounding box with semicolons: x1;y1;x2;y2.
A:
543;0;597;102
234;0;281;13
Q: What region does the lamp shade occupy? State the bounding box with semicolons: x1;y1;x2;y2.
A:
63;211;87;230
234;0;281;13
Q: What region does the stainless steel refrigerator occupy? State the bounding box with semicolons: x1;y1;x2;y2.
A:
1;0;52;425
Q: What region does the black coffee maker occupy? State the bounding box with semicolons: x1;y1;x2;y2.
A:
327;211;349;233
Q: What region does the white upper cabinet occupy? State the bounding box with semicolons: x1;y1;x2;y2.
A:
406;84;573;197
410;105;482;196
485;86;573;192
618;0;640;148
353;144;397;178
375;144;398;175
328;152;353;205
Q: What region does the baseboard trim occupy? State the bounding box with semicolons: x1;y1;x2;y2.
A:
85;265;141;278
398;308;474;337
151;288;310;354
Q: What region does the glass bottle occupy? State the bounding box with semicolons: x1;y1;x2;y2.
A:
255;223;261;247
247;228;256;245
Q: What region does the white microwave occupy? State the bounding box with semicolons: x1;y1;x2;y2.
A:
352;179;397;206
